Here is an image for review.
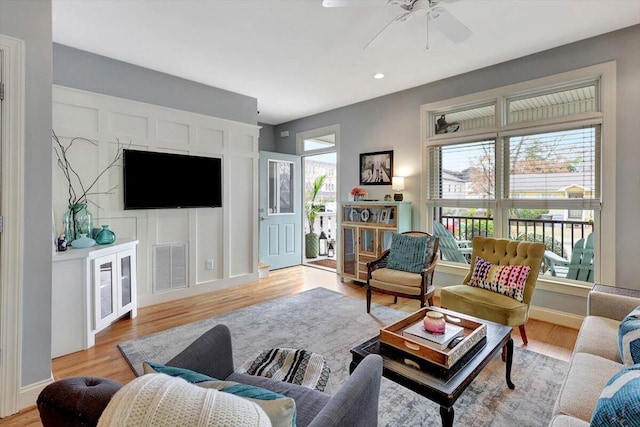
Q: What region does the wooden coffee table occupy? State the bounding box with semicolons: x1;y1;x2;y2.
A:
350;314;514;427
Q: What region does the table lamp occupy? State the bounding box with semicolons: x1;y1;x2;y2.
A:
392;176;405;201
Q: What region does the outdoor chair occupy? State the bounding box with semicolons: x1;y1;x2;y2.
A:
432;221;470;263
366;231;439;313
543;233;594;282
440;236;545;345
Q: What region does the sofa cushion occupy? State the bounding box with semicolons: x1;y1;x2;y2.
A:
591;364;640;426
548;415;590;427
574;316;621;363
228;372;330;427
468;257;530;302
387;233;428;273
618;306;640;365
144;362;295;427
97;373;271;427
370;268;423;294
552;352;623;422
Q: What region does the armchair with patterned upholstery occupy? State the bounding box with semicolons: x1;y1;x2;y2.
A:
439;236;545;344
366;231;439;313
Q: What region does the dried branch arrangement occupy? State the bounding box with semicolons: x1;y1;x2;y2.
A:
52;129;127;210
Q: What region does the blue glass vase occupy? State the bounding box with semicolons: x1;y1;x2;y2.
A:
95;225;116;245
63;203;93;242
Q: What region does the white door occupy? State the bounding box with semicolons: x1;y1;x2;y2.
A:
259;151;302;270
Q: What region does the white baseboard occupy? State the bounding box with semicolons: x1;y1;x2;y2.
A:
529;306;584;329
18;374;54;411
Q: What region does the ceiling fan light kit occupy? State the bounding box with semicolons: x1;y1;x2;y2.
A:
324;0;472;49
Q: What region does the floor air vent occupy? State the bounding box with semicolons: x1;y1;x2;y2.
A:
153;243;188;293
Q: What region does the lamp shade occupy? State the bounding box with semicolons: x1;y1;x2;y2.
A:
392;176;405;191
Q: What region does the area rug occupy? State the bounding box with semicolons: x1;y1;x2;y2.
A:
118;288;567;427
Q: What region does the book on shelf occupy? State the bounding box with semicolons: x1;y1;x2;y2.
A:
401;321;464;350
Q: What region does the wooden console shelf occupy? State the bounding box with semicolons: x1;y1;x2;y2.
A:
340;201;411;282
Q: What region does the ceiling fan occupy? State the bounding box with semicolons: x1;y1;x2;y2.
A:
322;0;472;49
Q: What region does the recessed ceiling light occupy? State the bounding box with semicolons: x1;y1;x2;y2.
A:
373;73;385;79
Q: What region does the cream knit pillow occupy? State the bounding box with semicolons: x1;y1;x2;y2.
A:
97;373;272;427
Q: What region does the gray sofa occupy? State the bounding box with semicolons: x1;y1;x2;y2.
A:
38;324;383;427
549;285;640;426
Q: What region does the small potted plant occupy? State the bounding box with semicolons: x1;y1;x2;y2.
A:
350;187;366;201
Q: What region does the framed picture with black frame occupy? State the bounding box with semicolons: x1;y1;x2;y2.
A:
359;150;393;185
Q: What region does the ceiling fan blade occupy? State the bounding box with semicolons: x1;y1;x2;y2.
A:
428;6;472;44
363;11;412;49
322;0;385;7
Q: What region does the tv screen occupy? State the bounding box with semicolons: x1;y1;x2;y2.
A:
123;149;222;209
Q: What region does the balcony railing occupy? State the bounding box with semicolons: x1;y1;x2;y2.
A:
440;215;592;259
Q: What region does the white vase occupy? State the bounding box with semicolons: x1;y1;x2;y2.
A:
71;233;96;248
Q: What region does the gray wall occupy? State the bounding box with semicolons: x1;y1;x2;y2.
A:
54;44;258;125
258;122;276;151
0;0;53;385
275;25;640;298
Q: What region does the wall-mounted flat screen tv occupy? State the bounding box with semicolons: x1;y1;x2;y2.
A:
123;149;222;209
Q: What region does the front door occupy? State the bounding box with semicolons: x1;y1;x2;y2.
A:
259;151;302;270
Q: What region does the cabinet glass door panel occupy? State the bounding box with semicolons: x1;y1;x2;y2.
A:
120;255;132;307
359;228;376;256
342;226;357;277
378;230;395;255
99;260;115;319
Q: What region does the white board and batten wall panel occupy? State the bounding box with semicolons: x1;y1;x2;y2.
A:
53;85;260;307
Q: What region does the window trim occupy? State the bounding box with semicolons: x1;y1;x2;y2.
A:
420;62;616;289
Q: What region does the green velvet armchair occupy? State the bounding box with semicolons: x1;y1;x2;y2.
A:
439;236;545;344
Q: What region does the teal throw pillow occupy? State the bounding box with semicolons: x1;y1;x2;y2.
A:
618;306;640;366
143;362;296;427
591;364;640;426
387;233;428;274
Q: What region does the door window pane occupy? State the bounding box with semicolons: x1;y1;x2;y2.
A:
268;160;294;214
121;256;132;306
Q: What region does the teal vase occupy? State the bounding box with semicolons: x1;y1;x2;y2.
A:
95;225;116;245
63;203;93;242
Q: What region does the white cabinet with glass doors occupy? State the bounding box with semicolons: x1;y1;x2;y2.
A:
52;239;138;357
340;202;411;282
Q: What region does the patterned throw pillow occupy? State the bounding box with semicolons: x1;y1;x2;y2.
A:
143;362;296;427
591;364;640;426
387;233;428;274
467;257;531;302
618;307;640;366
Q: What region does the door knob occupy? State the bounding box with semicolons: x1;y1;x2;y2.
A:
259;216;266;221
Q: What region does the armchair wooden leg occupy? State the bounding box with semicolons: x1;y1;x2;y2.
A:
366;287;372;313
393;296;398;304
519;325;528;345
428;296;434;307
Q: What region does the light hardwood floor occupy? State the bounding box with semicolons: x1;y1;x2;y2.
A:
2;265;578;426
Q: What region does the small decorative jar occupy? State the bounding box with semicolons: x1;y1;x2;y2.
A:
423;311;446;334
95;225;116;245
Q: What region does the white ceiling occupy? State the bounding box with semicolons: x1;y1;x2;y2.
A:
52;0;640;125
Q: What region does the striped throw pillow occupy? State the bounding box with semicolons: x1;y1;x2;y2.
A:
618;307;640;366
591;364;640;426
468;257;531;302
